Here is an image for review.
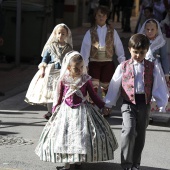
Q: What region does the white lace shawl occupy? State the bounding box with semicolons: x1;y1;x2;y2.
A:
62;73;91;101
41;23;73;57
139;19;166;60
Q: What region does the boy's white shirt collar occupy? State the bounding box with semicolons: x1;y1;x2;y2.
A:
133;60;144;65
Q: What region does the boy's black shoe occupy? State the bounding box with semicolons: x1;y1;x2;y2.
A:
74;163;82;169
132;166;140;170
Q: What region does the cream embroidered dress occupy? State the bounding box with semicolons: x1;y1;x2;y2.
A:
25;24;72;105
25;42;72;105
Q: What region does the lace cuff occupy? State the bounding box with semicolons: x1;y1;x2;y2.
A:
38;62;47;69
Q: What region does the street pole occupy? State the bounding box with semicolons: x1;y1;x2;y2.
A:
16;0;21;66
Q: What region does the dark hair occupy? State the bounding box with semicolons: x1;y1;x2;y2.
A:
69;55;83;65
144;6;153;13
128;34;150;50
91;5;110;27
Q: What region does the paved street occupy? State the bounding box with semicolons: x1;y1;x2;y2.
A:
0;17;170;170
0;91;170;170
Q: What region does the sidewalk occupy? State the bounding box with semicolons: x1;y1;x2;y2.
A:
0;64;38;102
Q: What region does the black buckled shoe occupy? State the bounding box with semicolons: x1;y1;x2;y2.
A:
43;112;52;120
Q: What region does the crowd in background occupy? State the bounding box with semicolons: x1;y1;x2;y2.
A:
87;0;135;32
86;0;170;77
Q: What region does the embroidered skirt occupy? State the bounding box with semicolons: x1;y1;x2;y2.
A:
35;102;118;163
25;63;60;105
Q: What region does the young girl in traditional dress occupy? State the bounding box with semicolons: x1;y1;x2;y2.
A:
35;51;118;170
139;19;170;113
25;24;73;119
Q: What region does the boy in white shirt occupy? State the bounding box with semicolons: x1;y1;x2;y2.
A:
80;5;125;100
103;34;168;170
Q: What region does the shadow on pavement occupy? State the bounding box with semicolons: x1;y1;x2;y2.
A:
0;111;40;115
70;162;170;170
141;166;169;170
146;128;170;133
21;104;47;111
149;119;170;128
105;116;122;126
0;120;47;129
0;131;19;135
77;162;122;170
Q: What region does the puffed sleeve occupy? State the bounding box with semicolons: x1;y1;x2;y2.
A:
41;50;51;64
38;50;51;69
104;63;123;108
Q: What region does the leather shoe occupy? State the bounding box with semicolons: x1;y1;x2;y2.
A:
75;163;82;169
43;112;52;120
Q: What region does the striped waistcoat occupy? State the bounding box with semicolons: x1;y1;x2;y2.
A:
90;25;114;59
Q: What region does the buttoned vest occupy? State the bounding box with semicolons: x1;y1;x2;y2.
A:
121;59;154;104
90;25;114;59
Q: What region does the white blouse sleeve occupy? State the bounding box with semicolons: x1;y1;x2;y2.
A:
113;30;126;63
152;64;169;110
80;30;91;67
104;63;123;108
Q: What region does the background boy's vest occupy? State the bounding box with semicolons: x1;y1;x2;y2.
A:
90;25;114;59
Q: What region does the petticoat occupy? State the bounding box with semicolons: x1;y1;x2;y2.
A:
25;63;60;105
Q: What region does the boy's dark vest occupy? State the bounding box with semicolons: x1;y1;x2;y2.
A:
90;25;114;59
121;59;154;104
